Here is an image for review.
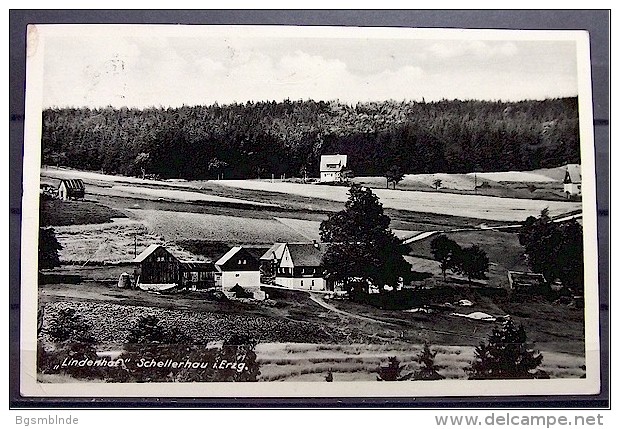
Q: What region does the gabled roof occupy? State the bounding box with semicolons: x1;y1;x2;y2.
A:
287;243;326;267
320;154;347;172
564;164;581;184
260;243;287;261
245;246;271;261
58;179;85;190
134;244;163;262
215;246;243;266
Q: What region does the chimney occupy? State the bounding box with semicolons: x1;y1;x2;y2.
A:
313;240;319;249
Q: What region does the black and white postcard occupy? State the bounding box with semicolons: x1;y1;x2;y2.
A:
20;24;600;398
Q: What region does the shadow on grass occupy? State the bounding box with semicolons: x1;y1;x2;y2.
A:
39;271;82;285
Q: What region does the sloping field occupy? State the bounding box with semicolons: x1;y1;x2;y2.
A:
129;209;308;244
533;165;577;182
217;180;581;222
354;174;485;191
274;217;419;242
112;185;277;207
41;301;339;346
42;167;172;187
53;218;197;263
403;256;442;276
470;171;558;183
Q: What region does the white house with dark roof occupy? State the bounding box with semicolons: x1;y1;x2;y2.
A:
260;242;327;290
214;246;264;299
563;164;582;197
320;154;348;183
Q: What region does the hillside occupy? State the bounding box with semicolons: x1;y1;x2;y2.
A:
42;98;580;180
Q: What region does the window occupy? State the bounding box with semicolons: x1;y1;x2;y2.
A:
312;280;315;287
235;273;240;277
300;280;304;287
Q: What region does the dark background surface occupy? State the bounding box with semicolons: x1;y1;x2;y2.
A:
9;9;610;408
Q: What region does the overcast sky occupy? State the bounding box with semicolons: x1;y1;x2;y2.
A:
41;28;579;108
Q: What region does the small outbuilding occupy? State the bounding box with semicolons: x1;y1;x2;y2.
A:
58;179;85;200
508;271;549;294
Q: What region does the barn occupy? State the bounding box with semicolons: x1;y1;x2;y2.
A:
58;179;85;200
133;244;181;291
320;154;348;183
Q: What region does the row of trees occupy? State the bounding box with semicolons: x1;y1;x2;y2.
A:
41;98;580;180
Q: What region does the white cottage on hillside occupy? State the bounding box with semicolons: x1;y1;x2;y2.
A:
563;164;582;197
320;154;348;182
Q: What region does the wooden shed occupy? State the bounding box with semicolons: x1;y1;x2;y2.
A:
180;261;217;290
133;244;181;288
58;179;85;200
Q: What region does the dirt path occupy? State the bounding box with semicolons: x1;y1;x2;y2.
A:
308;294;396;326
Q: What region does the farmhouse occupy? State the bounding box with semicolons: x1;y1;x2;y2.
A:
563;164;582;197
214;246;265;300
260;242;327;291
58;179;85;200
320;154;348;183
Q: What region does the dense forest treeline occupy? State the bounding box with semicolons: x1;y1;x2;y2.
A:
41;98;580;180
